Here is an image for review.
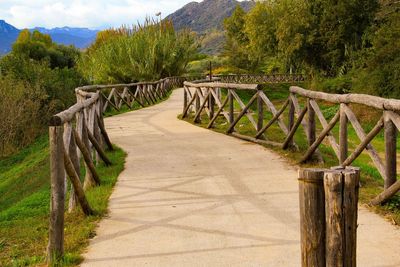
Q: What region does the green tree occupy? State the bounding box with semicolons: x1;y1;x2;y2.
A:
353;2;400;97
223;6;253;71
12;30;81;69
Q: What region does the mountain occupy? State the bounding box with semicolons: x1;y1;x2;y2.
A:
0;20;20;54
165;0;255;54
0;20;98;55
30;27;98;48
166;0;254;33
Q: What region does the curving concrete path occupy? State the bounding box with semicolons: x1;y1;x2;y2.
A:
82;88;400;266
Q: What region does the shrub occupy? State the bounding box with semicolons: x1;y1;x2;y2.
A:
79;19;198;83
0;76;46;156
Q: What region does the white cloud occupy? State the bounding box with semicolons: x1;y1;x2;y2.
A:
0;0;195;29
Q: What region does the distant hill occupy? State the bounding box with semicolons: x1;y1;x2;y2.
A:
166;0;254;33
31;27;98;48
0;20;20;54
165;0;255;55
0;20;98;55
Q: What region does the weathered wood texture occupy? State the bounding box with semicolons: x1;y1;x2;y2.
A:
298;168;326;267
47;126;65;263
324;168;359;267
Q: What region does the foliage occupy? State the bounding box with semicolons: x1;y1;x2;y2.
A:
13;29;81;69
0;77;46;156
352;9;400;97
220;0;400;98
79;19;198;84
0;30;85;156
223;0;381;78
223;6;254;71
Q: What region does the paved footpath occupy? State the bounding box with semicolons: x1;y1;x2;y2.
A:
82;88;400;266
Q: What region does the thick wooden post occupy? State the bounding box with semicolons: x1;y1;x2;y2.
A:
307;98;316;146
229;90;234;125
384;112;397;189
257;90;263;133
47;126;65;263
298;168;326;267
339;104;348;164
324;168;360;267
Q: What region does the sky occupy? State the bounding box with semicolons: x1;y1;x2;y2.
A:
0;0;196;29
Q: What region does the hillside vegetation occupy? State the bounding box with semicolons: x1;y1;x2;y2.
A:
223;0;400;97
0;29;85;157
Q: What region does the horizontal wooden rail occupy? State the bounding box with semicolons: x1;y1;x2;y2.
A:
184;81;259;90
291;86;400;112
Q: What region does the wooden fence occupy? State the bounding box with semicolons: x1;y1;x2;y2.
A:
47;76;186;262
182;81;400;207
215;74;305;84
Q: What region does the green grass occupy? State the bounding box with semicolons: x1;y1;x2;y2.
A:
0;136;126;266
181;83;400;225
0;85;177;266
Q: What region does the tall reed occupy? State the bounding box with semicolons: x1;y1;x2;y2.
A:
79;18;198;83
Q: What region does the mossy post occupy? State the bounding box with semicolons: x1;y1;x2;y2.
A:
47;126;65;263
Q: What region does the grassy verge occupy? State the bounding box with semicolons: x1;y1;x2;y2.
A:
0;86;177;266
0;135;126;266
180;83;400;225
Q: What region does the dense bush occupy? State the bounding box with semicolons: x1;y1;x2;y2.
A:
0;30;85;156
79;19;198;83
0;76;46;156
223;1;400;97
353;11;400;97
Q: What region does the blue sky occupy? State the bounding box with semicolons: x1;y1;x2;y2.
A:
0;0;195;29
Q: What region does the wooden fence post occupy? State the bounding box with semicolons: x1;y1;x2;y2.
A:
384;112;397;189
324;168;360;267
339;104;348;164
183;86;188;116
257;90;263;134
47;126;65;263
307;98;316;146
194;89;201;123
288;96;295;147
209;89;215;120
229;90;234;125
298;168;326;267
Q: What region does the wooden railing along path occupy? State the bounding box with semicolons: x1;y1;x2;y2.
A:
182;81;400;206
216;73;305;84
47;76;187;262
